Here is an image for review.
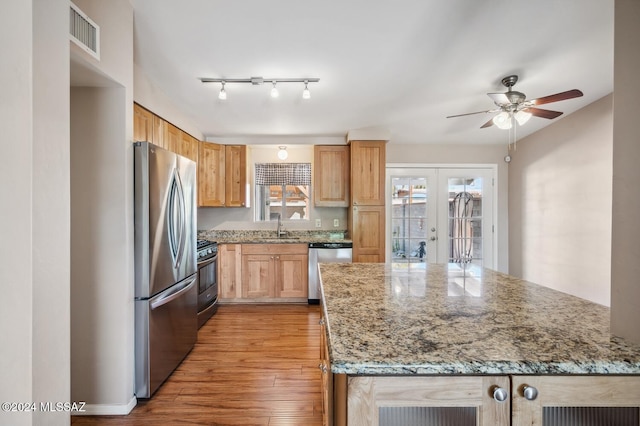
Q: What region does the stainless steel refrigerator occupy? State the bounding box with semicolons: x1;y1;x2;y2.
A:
134;142;198;398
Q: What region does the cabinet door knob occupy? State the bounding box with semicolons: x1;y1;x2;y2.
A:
523;385;539;401
492;386;508;402
318;363;327;373
319;318;325;326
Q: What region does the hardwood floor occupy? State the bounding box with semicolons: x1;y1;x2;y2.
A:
72;304;323;425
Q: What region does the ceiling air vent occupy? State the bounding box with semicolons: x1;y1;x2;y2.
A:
69;2;100;60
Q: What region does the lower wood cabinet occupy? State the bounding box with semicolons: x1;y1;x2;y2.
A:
320;324;640;426
218;243;308;303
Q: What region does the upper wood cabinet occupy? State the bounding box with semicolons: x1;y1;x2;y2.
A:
350;140;386;206
178;131;198;162
225;145;247;207
349;140;386;262
198;142;226;207
314;145;350;207
133;103;154;143
164;121;182;154
198;143;246;208
152;115;165;149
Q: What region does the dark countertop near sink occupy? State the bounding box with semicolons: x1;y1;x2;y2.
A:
198;229;351;244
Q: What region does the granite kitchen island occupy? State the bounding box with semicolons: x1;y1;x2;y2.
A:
318;262;640;426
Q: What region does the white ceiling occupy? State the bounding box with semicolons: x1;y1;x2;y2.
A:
130;0;613;145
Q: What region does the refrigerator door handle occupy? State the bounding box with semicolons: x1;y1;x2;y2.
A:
168;168;187;270
174;169;187;270
150;275;196;310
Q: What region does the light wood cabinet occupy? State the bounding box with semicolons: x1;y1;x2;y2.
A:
164;121;182;153
350;141;386;206
133;103;154;143
349;206;385;263
512;375;640;425
177;131;198;162
218;244;242;300
314;145;350;207
240;244;308;302
225;145;247;207
324;371;640;425
152;115;165;149
198;142;226;207
348;140;386;262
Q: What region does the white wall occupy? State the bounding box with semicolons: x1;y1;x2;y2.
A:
611;0;640;342
134;64;204;140
387;143;509;272
69;0;136;415
508;95;613;306
0;1;71;425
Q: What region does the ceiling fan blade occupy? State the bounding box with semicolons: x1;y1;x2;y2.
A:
446;109;497;118
480;117;495;128
529;89;583;106
487;93;510;105
526;107;564;119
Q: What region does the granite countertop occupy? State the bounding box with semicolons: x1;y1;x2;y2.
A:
319;262;640;376
198;229;351;244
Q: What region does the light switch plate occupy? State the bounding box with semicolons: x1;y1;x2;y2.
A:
315;219;322;228
333;219;339;227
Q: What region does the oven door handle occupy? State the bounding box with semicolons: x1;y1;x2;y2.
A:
197;253;218;269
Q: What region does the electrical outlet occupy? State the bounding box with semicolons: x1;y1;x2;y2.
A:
315;219;322;228
333;219;339;227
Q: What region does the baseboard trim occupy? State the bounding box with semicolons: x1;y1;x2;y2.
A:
72;396;137;416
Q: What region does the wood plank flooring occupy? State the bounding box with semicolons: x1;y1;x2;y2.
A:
72;304;323;425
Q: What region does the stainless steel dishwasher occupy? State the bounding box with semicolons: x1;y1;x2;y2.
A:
308;242;352;304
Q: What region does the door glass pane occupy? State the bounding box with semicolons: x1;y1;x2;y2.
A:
391;178;428;263
448;177;483;266
379;406;477;426
543;406;639;425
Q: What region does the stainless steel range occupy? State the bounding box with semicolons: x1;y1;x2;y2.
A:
197;239;218;328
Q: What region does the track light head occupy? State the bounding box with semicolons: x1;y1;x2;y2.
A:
270;81;279;98
302;80;311;99
218;81;227;100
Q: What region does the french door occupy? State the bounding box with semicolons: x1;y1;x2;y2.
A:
387;167;495;268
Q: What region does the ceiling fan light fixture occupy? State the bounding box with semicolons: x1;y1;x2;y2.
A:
493;111;513;129
515;110;532;125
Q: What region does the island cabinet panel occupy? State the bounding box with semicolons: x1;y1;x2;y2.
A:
198;142;226;207
218;244;242;300
349;205;385;262
346;376;510;426
512;375;640;425
349;141;386;206
225;145;247;207
314;145;350;207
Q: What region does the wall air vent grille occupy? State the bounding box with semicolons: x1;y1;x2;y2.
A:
69;2;100;60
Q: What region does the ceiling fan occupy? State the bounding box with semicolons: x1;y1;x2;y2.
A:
446;75;583;129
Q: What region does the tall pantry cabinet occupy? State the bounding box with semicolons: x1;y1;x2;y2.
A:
348;140;386;263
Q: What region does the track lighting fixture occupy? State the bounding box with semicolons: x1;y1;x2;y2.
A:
218;81;227;100
200;76;319;100
302;80;311;99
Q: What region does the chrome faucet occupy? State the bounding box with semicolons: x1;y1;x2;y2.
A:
277;213;286;238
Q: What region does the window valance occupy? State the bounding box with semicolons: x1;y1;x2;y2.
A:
255;163;311;186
